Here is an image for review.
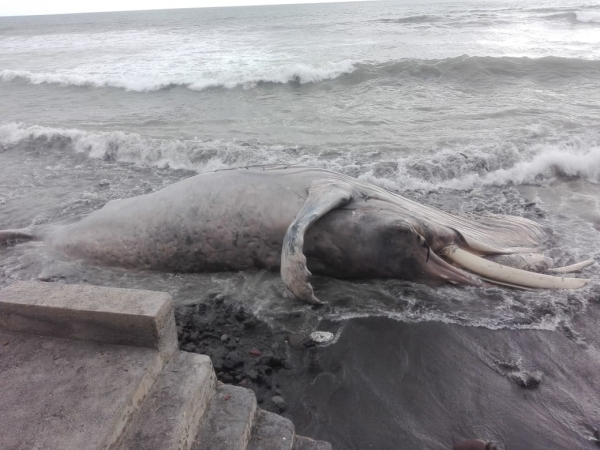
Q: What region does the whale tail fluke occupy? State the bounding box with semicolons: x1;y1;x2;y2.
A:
0;228;37;245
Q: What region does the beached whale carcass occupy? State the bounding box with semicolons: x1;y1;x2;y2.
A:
0;166;593;304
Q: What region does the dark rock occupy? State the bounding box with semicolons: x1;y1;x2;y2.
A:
287;334;305;349
192;316;205;329
235;307;247;322
508;370;542;389
243;318;258;330
226;351;244;368
220;373;233;383
593;429;600;447
222;360;236;371
258;352;275;366
454;440;497;450
181;343;195;352
270;395;286;412
174;296;293;415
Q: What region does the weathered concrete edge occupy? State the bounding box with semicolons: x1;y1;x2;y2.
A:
103;350;169;450
0;281;177;353
115;353;216;450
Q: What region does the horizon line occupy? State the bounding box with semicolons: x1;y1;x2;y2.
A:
0;0;375;18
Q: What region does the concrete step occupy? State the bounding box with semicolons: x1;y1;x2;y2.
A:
293;436;333;450
0;329;165;450
0;281;178;450
247;409;295;450
193;384;257;450
116;351;215;450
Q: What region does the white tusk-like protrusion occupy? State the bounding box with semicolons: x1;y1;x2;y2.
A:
441;246;589;290
548;259;595;274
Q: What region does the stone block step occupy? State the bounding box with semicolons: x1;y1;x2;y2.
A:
293;436;333;450
116;352;215;450
193;384;257;450
0;281;177;357
247;409;295;450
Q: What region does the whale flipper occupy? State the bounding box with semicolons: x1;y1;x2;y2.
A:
281;179;355;304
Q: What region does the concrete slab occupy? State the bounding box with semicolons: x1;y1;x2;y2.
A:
0;281;177;354
0;329;165;450
247;410;295;450
193;384;257;450
117;352;216;450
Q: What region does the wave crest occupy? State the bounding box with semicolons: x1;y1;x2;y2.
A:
354;55;600;85
542;10;600;24
576;10;600;23
0;60;357;92
375;15;440;24
0;122;297;171
3;56;598;93
2;123;599;194
358;138;600;192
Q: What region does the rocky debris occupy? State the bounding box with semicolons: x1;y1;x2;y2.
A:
484;350;543;390
591;428;600;447
270;395;286;412
175;294;294;413
453;440;497;450
508;370;543;389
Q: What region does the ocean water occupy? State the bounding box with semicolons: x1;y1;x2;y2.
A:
1;2;600;448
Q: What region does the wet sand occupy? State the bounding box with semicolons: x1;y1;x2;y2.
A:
280;309;600;450
178;296;600;449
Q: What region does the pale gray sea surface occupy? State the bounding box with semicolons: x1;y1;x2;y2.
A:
1;2;600;448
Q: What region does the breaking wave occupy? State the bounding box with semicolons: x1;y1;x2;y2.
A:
375;15;440;24
576;10;600;23
2;56;598;93
543;11;600;24
0;60;357;92
0;122;295;172
2;122;599;193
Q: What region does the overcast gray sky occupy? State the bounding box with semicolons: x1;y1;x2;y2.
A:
0;0;368;17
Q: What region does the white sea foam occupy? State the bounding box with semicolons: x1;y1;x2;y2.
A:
2;122;600;194
0;122;293;171
3;55;598;94
0;60;357;92
359;139;600;192
576;11;600;23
